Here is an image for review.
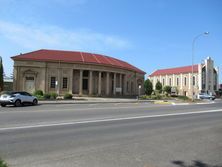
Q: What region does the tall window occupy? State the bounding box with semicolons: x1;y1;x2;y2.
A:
169;78;172;86
50;77;56;88
131;82;134;93
62;77;68;89
127;81;129;92
184;77;187;86
193;76;195;86
177;78;179;86
162;78;165;86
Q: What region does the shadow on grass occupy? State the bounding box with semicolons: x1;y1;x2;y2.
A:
172;160;222;167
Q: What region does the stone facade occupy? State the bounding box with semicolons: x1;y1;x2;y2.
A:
149;57;219;97
13;60;145;97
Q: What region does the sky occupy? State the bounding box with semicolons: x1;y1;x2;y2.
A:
0;0;221;82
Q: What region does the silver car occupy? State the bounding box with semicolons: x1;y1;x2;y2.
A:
198;93;215;100
0;91;38;107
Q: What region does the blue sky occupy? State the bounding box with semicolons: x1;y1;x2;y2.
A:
0;0;221;82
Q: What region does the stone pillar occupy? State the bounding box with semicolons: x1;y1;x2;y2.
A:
180;74;183;90
98;71;101;95
106;72;110;95
57;68;61;96
79;70;83;95
69;69;73;94
173;74;175;87
123;74;127;95
216;67;219;90
160;75;162;85
113;73;116;95
120;74;122;95
188;73;191;90
89;70;93;95
198;64;202;91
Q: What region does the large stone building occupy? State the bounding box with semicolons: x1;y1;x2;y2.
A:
149;57;219;97
12;49;145;96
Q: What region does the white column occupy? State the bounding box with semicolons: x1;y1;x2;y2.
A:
198;64;202;91
106;72;110;95
89;71;93;95
69;70;73;94
173;74;175;87
153;76;157;89
79;70;83;95
123;75;127;95
113;73;116;95
98;71;101;95
160;75;162;85
188;73;191;90
216;67;219;90
180;74;183;89
120;74;122;94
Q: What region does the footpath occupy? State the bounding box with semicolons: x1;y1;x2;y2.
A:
39;97;218;105
39;97;149;105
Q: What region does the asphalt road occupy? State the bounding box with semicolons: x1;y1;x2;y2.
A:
0;100;222;167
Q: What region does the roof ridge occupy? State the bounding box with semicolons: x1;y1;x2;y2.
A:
157;64;199;71
110;56;123;67
92;54;101;63
103;56;114;65
80;52;85;62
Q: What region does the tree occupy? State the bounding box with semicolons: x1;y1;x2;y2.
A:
163;85;172;96
0;56;3;92
144;79;153;95
155;81;162;93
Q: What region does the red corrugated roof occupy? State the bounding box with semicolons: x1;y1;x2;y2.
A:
149;65;199;77
11;49;145;74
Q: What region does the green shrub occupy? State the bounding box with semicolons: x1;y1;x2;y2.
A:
0;158;8;167
33;90;43;96
144;79;153;95
43;93;51;99
177;95;190;101
64;93;73;99
151;94;162;100
163;86;172;96
35;94;44;100
140;95;150;100
155;81;162;93
50;92;58;99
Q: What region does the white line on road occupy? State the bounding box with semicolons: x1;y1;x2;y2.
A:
0;109;222;132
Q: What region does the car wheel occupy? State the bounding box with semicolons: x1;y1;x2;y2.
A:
15;100;22;107
1;104;6;107
33;99;38;105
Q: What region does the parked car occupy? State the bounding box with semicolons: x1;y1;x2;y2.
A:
0;91;38;107
197;93;215;100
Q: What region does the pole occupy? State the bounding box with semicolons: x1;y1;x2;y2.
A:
192;32;209;101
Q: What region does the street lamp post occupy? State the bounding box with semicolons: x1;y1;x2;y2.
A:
192;32;209;101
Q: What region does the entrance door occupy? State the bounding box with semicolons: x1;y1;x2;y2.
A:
82;79;88;91
25;77;35;93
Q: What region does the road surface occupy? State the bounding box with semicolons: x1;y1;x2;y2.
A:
0;101;222;167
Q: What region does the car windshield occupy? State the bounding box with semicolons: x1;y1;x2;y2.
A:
0;91;15;96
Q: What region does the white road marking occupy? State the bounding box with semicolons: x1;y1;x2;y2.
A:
0;104;159;113
0;109;222;132
172;103;189;105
